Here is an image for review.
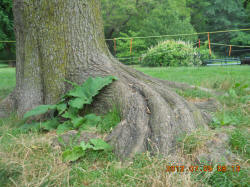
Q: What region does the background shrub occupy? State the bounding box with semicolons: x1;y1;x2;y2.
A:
142;40;202;67
197;42;216;64
115;31;148;65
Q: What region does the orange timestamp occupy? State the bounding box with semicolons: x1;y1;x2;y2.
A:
166;165;241;172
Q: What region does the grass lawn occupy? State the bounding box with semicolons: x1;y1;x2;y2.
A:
0;66;249;186
0;64;9;68
134;65;250;88
0;67;15;101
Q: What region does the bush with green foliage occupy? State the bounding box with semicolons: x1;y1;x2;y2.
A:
197;42;216;64
142;40;202;67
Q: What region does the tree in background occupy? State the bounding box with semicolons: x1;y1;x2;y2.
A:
1;0;250;61
102;0;197;58
0;0;15;62
136;0;197;44
187;0;250;56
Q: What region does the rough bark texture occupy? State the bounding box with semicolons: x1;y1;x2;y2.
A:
0;0;215;159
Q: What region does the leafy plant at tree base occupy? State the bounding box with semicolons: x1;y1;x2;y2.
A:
62;139;113;162
20;76;117;162
142;40;202;67
21;76;118;134
23;105;57;119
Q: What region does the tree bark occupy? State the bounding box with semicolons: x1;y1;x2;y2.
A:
0;0;214;159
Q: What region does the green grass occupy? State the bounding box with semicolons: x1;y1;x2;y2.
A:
0;64;9;68
0;67;15;100
0;66;249;186
230;129;250;158
135;65;250;186
192;167;249;187
207;61;241;65
0;115;204;186
175;88;213;99
98;106;121;133
134;65;250;89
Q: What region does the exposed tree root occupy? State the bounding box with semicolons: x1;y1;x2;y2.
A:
97;60;213;159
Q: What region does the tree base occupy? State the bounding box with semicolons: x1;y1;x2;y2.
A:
0;60;221;159
86;61;218;159
6;0;220;159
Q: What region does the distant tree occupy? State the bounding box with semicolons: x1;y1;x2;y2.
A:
102;0;197;56
136;0;197;44
187;0;250;56
0;0;15;61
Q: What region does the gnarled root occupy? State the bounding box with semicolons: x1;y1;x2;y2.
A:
102;63;212;159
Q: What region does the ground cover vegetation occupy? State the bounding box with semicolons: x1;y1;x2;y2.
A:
0;66;249;186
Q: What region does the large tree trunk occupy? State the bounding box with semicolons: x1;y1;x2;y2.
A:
0;0;212;159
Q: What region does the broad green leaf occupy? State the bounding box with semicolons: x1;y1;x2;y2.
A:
89;139;113;151
62;111;76;120
61;107;78;120
56;122;74;134
67;85;89;100
41;118;60;131
57;103;67;115
66;76;117;107
80;141;94;150
24;105;57;119
83;114;101;126
62;146;85;162
72;117;85;128
68;98;86;109
79;114;101;130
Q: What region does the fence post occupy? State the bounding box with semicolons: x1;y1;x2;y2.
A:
208;32;212;56
229;45;232;57
113;38;116;56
